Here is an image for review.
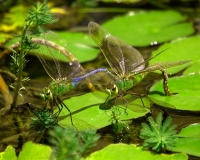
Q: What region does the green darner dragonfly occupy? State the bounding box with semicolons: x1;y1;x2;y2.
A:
88;22;191;107
32;31;109;125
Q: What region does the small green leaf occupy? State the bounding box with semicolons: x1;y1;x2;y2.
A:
86;144;188;160
100;10;194;47
0;145;17;160
58;93;150;130
18;141;51;160
148;74;200;111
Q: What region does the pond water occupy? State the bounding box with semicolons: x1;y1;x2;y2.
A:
0;0;200;159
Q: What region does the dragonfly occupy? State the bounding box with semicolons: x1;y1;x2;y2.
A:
32;31;109;125
88;21;191;108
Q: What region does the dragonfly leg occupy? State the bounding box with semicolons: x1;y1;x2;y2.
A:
126;92;147;108
161;69;177;96
57;97;75;127
117;95;129;115
53;97;63;119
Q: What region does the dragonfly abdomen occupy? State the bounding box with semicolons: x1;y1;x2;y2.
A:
72;68;109;85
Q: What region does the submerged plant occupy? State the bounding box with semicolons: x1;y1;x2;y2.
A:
9;0;58;110
108;106;130;134
139;112;178;152
49;126;100;160
29;108;58;132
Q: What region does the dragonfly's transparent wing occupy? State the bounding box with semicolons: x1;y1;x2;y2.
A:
136;60;191;74
32;31;82;81
107;36;145;74
88;22;145;77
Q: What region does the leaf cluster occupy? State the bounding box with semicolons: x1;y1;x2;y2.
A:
139;112;178;152
108;106;130;134
29;108;58;132
49;126;100;160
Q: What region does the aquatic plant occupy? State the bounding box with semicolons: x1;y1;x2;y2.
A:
139;112;178;152
9;0;58;109
29;108;58;132
49;126;100;160
108;106;129;134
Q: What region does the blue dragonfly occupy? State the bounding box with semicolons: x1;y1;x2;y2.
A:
32;31;110;125
88;22;191;109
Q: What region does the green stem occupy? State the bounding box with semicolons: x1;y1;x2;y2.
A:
10;20;32;111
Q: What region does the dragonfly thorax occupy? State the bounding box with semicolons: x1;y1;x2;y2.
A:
49;81;75;97
115;78;134;92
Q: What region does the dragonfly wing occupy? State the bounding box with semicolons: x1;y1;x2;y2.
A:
107;36;145;74
136;60;192;73
88;22;145;77
33;31;83;81
89;22;124;77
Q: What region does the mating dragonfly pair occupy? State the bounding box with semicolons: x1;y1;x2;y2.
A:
34;22;190;126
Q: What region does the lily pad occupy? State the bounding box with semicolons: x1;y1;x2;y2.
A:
150;35;200;74
56;31;100;62
86;144;188;160
7;31;100;63
18;141;51;160
148;73;200;111
169;123;200;157
58;93;150;130
183;60;200;75
178;123;200;138
101;10;194;47
0;145;17;160
170;138;200;157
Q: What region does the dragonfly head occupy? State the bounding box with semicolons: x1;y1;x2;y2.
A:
40;87;53;101
105;82;119;98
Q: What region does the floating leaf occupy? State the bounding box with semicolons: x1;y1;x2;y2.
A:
0;145;17;160
148;74;200;111
58;93;150;130
183;60;200;75
86;144;188;160
168;123;200;157
178;123;200;138
56;31;100;62
150;35;200;74
18;141;51;160
100;10;194;47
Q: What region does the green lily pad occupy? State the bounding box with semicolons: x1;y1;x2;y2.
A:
0;145;17;160
58;93;150;130
56;31;100;62
7;31;100;63
183;60;200;75
169;123;200;157
170;138;200;157
86;144;188;160
150;35;200;74
18;141;51;160
178;123;200;138
148;73;200;111
100;10;194;47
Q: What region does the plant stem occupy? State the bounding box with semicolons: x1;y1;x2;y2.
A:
10;20;32;111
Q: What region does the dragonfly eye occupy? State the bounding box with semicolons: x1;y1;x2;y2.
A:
40;87;52;101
